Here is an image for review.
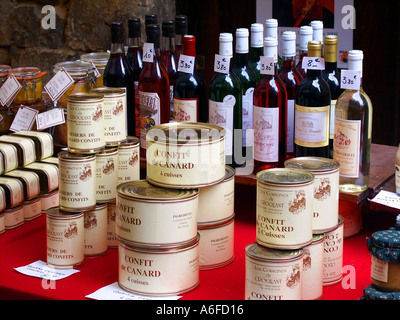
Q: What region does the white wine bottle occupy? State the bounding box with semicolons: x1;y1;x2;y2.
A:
333;50;373;193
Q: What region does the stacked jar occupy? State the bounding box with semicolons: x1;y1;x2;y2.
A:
115;122;228;296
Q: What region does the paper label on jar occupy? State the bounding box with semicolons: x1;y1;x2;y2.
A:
333;118;361;178
254;106;279;162
371;256;389;283
173;97;198;122
44;67;74;102
36;108;66;131
9;106;39;132
139;91;160;149
0;74;22;107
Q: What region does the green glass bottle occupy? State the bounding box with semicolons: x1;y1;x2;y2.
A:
249;23;263;82
209;33;242;167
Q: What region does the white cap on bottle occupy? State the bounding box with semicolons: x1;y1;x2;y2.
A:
348;49;364;77
311;20;324;43
265;18;278;38
219;33;233;57
299;26;313;50
282;31;296;57
264;37;278;63
236;28;249;54
250;23;263;48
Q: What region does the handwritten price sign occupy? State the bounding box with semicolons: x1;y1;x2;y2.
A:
302;57;325;70
142;43;154;63
177;54;195;74
340;70;361;90
214;54;230;74
260;56;275;75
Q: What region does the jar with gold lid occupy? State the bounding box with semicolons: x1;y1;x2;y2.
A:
11;67;47;105
367;229;400;291
0;65;11;88
52;61;97;108
80;52;110;88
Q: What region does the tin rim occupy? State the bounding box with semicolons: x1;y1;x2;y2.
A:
117;179;198;203
96;147;118;157
46;206;84;219
257;168;314;186
90;87;125;96
284;157;340;173
58;150;96;162
119;136;140;148
245;242;304;263
197;214;234;229
147;122;225;145
67;92;104;103
146;175;225;189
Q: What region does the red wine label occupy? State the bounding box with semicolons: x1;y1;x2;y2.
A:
253;106;279;162
173;97;198;122
294;104;329;147
333;118;361;178
139;91;160;149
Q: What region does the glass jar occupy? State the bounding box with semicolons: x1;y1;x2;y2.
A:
367;229;400;291
80;52;110;88
0;65;11;88
52;61;96;107
11;67;46;105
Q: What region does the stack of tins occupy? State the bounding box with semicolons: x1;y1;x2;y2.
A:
245;157;343;300
115;122;230;296
0;131;58;234
49;91;140;269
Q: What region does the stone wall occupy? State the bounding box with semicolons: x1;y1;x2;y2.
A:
1;0;175;82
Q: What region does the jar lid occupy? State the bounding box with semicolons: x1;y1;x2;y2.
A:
367;229;400;262
53;60;95;78
80;52;110;67
11;67;45;80
361;285;400;300
0;65;11;75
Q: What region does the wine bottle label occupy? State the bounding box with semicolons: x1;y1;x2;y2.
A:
242;88;254;147
294;104;330;147
287;100;295;153
173;97;198;122
253;106;279;162
329;100;337;140
333;118;361;178
139;91;161;149
209;95;236;156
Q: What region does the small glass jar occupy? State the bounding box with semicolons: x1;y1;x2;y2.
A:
52;61;96;108
80;52;110;88
0;65;11;88
367;229;400;291
11;67;46;105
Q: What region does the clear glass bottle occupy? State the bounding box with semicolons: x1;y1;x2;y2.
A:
209;33;242;167
249;23;264;82
334;50;373;193
296;25;313;80
232;28;257;163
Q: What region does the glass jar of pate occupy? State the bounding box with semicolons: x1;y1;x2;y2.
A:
80;52;110;88
245;242;304;300
52;60;97;108
367;229;400;291
11;67;47;105
0;65;11;88
360;285;400;300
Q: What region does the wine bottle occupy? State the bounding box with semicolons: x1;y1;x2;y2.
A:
253;37;288;173
249;23;264;82
173;35;207;123
103;22;135;136
333;50;372;193
209;33;242;167
232;28;257;163
311;20;324;44
278;31;302;160
174;15;188;66
265;19;282;73
145;14;158;27
295;40;331;158
161;20;178;120
296;25;313;79
322;34;344;158
138;24;170;157
127;18;143;137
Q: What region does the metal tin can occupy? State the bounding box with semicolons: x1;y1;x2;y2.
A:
284;157;340;233
198;215;235;270
0;185;6;213
13;130;54;160
0;212;4;234
91;87;126;145
116;180;198;246
198;165;235;224
21;162;59;194
58;151;96;212
0;176;24;208
118;234;200;296
95;148;118;203
302;233;324;300
245;242;304;300
4;205;24;229
84;203;108;257
0;135;36;167
117;137;140;184
323;216;344;285
46;207;84;268
146;122;226;189
67;92;105;153
5;169;41;200
256;168;314;249
107;200;117;248
23;197;42;220
0;143;18;173
40;190;59;213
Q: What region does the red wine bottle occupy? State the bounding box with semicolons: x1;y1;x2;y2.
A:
296;26;313;80
295;41;331;158
127;18;143;137
161;20;178;120
103;22;135;136
265;19;282;73
253;37;288;173
173;35;207;123
138;24;170;157
278;31;302;160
